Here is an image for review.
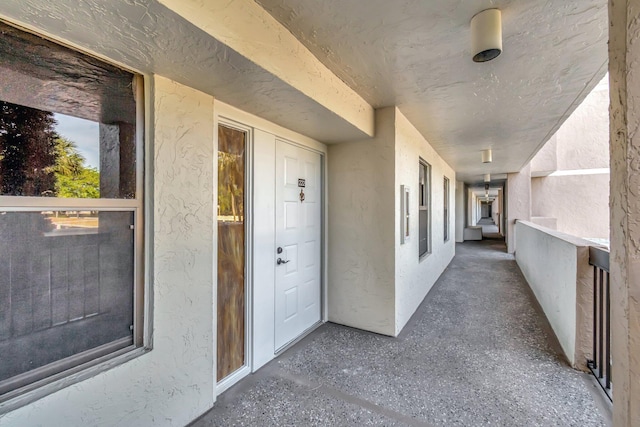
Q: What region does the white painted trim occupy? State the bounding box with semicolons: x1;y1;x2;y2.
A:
214;100;328;379
216;366;251;396
215;101;328;155
214;118;254;389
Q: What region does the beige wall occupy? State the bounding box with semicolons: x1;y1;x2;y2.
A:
506;165;531;253
328;107;455;337
455;181;465;242
2;77;217;427
394;110;456;334
327;108;396;336
529;78;610;240
515;221;593;370
531;174;609;239
609;0;640;424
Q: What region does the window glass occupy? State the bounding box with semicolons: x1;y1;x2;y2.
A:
0;210;135;395
419;160;431;257
217;125;246;381
0;21;137;199
0;21;143;403
444;177;450;241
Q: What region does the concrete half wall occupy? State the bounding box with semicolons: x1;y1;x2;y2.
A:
515;221;593;369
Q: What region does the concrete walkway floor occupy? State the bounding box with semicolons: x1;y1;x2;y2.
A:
192;240;610;427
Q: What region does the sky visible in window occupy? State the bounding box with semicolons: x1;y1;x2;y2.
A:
54;113;100;170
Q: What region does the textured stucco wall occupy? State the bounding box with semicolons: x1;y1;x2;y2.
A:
609;0;640;424
327;107;396;336
531;135;558;175
506;165;531;253
157;0;374;138
394;110;455;335
455;181;465;242
555;85;609;171
515;221;593;369
529;78;610;240
531;174;610;239
1;77;216;426
328;107;454;337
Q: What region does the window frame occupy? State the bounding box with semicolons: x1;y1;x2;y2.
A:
444;176;450;242
419;159;431;258
0;24;148;410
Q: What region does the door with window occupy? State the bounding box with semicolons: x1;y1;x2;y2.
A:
274;140;321;350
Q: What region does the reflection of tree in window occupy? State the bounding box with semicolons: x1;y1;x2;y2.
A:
0;101;57;196
218;126;245;222
53;136;100;198
0;101;100;198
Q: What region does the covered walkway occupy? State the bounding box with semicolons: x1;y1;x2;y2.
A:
192;240;609;426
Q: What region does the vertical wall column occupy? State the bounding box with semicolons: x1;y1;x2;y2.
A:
609;0;640;424
506;164;531;253
455;181;465;242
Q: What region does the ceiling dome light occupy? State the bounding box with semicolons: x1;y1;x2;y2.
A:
481;149;493;163
471;9;502;63
484;173;491;183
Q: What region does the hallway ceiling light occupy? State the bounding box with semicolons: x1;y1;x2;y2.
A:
484;173;491;183
471;9;502;63
482;149;493;163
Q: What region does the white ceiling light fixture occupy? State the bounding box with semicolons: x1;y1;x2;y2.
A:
484;173;491;183
471;9;502;63
481;149;493;163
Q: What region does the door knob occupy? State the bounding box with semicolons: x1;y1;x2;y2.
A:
277;258;290;265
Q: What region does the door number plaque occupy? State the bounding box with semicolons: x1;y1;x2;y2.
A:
298;178;306;188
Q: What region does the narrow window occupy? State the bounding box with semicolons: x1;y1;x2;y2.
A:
0;21;144;402
419;160;431;257
217;124;246;382
444;177;450;241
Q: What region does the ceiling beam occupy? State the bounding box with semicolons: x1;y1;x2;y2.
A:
158;0;375;138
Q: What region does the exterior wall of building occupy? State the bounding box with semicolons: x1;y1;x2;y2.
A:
609;0;640;423
506;165;532;253
327;108;397;336
328;107;455;337
530;79;610;239
2;76;217;427
531;174;609;239
515;221;593;370
394;110;456;334
455;181;465;242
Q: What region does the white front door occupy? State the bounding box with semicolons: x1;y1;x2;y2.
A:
274;140;322;350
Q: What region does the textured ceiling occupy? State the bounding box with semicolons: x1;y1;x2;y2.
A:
0;0;371;143
0;0;608;183
256;0;608;182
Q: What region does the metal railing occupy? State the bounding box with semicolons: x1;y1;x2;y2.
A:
588;245;612;401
